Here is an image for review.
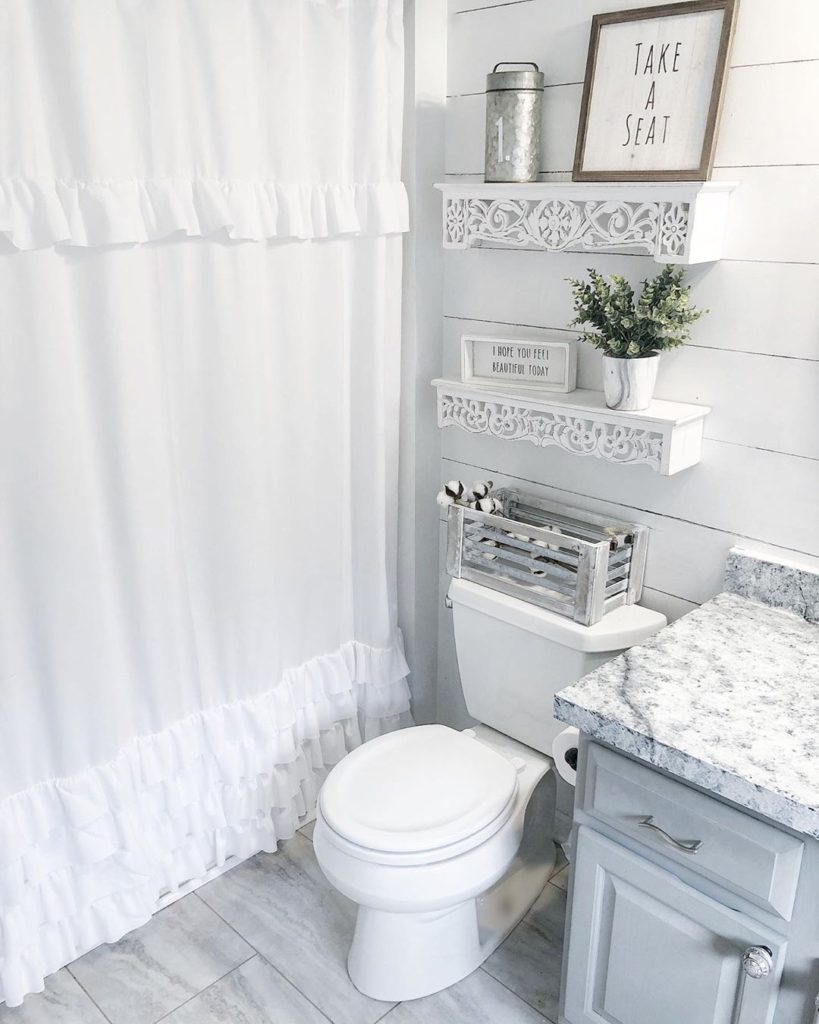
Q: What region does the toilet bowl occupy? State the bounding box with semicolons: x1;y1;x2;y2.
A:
313;723;556;1001
314;579;667;1001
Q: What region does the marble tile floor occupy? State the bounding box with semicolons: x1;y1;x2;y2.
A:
1;825;569;1024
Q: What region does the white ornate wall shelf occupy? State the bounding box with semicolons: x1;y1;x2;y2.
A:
433;378;709;475
435;181;736;264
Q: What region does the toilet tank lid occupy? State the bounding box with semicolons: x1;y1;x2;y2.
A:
447;579;667;653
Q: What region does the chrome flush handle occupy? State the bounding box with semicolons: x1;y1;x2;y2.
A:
637;816;703;854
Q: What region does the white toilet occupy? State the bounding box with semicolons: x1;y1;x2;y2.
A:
313;578;666;1001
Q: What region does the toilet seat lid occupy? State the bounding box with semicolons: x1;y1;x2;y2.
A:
319;725;519;854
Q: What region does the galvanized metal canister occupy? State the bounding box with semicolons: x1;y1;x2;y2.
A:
484;62;544;183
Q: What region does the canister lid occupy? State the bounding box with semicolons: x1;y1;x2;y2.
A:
486;62;544;92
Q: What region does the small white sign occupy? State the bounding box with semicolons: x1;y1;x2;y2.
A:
461;335;577;393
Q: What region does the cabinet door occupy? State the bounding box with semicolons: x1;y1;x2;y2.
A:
562;827;786;1024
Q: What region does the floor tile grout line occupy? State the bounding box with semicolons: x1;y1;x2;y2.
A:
253;950;343;1024
151;952;257;1024
194;878;361;1024
477;965;555;1023
371;1004;403;1024
55;832;561;1024
57;868;559;1024
192;888;262;956
64;965;117;1024
61;890;256;1024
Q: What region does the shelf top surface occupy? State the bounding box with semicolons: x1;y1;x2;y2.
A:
433;377;710;427
435;180;737;198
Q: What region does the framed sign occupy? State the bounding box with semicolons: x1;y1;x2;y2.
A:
573;0;737;181
461;335;577;393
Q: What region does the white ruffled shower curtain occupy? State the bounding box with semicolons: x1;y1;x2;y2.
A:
0;0;410;1006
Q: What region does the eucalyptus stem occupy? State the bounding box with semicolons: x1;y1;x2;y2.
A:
567;266;706;359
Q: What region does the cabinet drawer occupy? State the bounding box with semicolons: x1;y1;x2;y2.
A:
581;744;803;920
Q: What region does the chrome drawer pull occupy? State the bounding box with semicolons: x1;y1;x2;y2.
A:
637;816;703;854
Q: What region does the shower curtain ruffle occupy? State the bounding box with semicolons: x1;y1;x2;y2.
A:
0;636;410;1007
0;179;410;251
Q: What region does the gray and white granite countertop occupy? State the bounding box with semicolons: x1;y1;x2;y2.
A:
554;550;819;838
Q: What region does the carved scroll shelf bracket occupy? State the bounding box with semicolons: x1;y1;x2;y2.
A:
436;182;736;265
433;379;710;476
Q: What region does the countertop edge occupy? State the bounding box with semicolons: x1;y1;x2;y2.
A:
554;694;819;840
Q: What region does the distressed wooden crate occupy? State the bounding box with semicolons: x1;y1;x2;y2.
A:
446;489;649;626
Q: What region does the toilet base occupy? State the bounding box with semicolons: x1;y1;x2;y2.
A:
346;801;558;1002
314;727;559;1003
348;899;481;1002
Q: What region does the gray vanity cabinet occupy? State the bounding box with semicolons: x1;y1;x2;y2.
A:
562;826;786;1024
559;742;810;1024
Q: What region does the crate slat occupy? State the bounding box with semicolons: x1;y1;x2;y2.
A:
464;550;580;597
447;487;649;626
464;538;580;581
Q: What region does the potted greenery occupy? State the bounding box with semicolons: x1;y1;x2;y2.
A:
567;266;706;411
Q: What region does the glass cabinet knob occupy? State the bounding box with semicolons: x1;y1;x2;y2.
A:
742;945;773;980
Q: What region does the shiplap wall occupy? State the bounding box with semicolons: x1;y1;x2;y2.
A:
399;0;446;726
436;0;819;727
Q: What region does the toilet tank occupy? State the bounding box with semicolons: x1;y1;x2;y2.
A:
448;578;666;755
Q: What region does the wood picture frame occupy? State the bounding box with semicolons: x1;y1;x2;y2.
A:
573;0;737;182
461;335;578;394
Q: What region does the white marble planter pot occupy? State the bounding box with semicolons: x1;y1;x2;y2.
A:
602;354;660;412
